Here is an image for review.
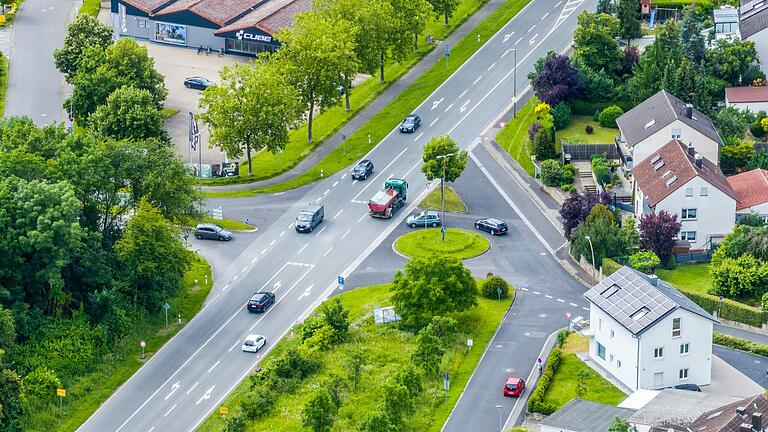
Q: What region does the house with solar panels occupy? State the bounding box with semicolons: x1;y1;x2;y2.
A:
583;267;718;392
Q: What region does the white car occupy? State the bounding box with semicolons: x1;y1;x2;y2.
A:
241;334;266;353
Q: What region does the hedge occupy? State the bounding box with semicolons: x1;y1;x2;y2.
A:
678;288;767;328
602;258;622;276
527;348;562;415
571;99;634;117
713;333;768;357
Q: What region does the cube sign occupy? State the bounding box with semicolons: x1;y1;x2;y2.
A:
57;389;66;397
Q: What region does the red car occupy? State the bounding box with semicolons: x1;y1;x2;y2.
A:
503;377;525;397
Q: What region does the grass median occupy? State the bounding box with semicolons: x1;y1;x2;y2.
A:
199;215;255;231
396;228;490;260
197;282;511;432
206;0;532;198
495;97;537;176
0;53;7;116
419;186;466;212
24;254;213;432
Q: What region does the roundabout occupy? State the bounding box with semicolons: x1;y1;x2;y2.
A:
394;227;491;260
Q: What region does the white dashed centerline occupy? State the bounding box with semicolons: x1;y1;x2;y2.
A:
459;90;468;98
541;12;549;20
429;118;439;127
358;212;369;222
186;382;199;395
332;181;339;187
207;360;220;374
322;246;334;258
164;404;177;417
514;37;523;45
443;103;454;112
279;230;286;237
297;243;308;255
228;340;240;352
270;239;276;246
323;189;330;195
473;76;482;85
487;62;496;71
545;295;553;299
241;266;247;273
557;298;565;303
414;132;424;141
570;303;578;307
340;229;351;240
533;291;541;295
315;226;326;237
260;248;267;254
251;257;257;263
333;209;344;220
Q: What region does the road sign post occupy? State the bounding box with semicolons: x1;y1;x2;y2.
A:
337;275;345;291
57;388;66;416
163;302;170;327
219;406;229;416
443;372;450;391
140;340;146;359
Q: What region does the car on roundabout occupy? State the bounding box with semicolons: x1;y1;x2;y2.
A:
474;218;509;235
405;210;441;228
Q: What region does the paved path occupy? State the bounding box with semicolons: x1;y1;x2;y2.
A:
4;0;77;122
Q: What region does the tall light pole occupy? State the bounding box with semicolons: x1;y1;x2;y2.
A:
435;153;454;235
584;235;596;282
511;48;517;118
495;405;503;432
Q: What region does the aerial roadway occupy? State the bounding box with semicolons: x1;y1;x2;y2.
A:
78;0;594;430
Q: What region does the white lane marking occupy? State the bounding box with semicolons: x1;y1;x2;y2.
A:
280;230;286;237
459;100;470;112
403;160;421;178
287;222;293;228
273;192;285;196
533;291;541;295
570;303;578;307
315;226;326;236
459;90;468;98
529;34;539;45
186;382;199;395
340;229;351;240
223;284;229;291
527;24;536;33
502;32;514;42
228;340;240;352
148;427;155;432
323;189;330;196
231;276;238;282
207;360;220;374
164;404;177;417
545;295;553;299
429;118;439;127
341;173;347;179
443;103;454;112
520;287;529;291
352;147;408;201
297;243;308;255
583;307;590;311
269;239;276;246
541;12;549;20
557;298;565;303
273;280;283;291
297;284;314;300
322;246;334;257
332;181;339;187
261;248;267;255
514;37;523;45
196;386;214;405
358;212;368;222
555;0;562;6
241;266;247;273
333;209;344;220
473;76;482;85
414;132;424;141
501;49;509;58
431;97;444;110
163;382;180;400
487;62;496;71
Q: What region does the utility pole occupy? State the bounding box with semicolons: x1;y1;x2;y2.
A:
435;153;454;238
585;235;596;282
512;48;518;118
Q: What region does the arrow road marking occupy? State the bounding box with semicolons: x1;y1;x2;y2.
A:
502;32;514;42
297;284;314;300
196;386;214;405
274;280;283;291
459;100;470;112
431;97;444;110
164;382;180;400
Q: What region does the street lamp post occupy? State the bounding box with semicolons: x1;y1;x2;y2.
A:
495;405;503;432
511;48;517;118
435;153;455;237
584;235;596;282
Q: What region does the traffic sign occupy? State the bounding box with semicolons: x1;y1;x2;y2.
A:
338;275;345;285
56;388;66;397
219;406;229;415
444;45;451;56
163;303;170;311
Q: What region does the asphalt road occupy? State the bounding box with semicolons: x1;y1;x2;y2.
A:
4;0;74;122
713;345;768;389
77;0;594;429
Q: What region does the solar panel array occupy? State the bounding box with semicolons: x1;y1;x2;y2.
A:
584;267;678;335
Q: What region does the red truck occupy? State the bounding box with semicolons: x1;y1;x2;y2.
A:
368;178;408;219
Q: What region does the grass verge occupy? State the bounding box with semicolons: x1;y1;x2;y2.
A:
0;53;7;116
79;0;101;16
542;333;626;409
205;0;533;198
23;253;214;432
558;115;617;144
197;282;511;432
395;228;490;260
418;186;466;212
199;215;255;231
496;97;537;177
162;107;180;119
657;263;761;309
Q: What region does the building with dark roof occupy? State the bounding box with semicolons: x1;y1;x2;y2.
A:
615;90;722;169
110;0;311;55
632;139;737;250
539;399;636;432
583;266;717;391
688;393;768;432
739;0;768;75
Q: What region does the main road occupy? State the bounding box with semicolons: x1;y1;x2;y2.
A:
78;0;594;429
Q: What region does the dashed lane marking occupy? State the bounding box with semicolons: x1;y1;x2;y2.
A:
340;229;351;240
333;209;344;219
207;360;220;374
429;118;439;127
164;404;177;417
473;76;482;85
443;103;454;112
228;340;240;352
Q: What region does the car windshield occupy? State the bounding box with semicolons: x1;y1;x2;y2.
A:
244;340;254;346
506;384;517;390
298;212;312;222
497;223;508;229
403;117;415;124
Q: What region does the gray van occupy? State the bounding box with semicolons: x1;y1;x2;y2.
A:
295;204;324;233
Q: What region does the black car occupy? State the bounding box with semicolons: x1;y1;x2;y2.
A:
194;223;232;241
184;76;215;90
351;159;374;180
674;384;701;392
247;292;276;313
474;218;509;235
399;114;421;133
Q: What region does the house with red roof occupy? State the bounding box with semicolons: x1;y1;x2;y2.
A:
725;86;768;113
727;168;768;223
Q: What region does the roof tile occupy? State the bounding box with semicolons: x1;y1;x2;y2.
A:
727;168;768;210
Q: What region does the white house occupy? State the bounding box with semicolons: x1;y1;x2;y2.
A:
725;86;768;113
616;90;723;169
714;5;741;39
728;168;768;223
633;140;738;250
584;267;718;392
739;0;768;76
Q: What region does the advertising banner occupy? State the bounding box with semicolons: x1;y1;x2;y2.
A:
155;22;187;45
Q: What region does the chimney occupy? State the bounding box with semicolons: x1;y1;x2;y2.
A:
647;275;659;286
687;143;695;156
684;104;693;118
738;407;748;417
740;423;753;432
694;153;703;169
752;412;762;431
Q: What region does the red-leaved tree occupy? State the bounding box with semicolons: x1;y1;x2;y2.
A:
639;211;681;261
560;191;611;239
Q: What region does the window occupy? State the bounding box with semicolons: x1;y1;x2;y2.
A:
681;209;697;220
599;318;602;331
700;187;708;196
672;318;681;337
654;347;664;359
617;360;622;368
680;231;697;242
679;368;689;380
610;329;615;338
685;187;694;197
610;354;614;363
680;343;689;354
597;343;606;360
671;128;682;139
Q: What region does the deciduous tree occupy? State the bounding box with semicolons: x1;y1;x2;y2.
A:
301;391;337;432
530;54;583;105
90;86;167;142
638;210;681;262
428;0;459;26
616;0;642;43
573;11;622;78
707;38;760;86
421;134;468;209
559;191;611;238
54;14;113;83
410;325;444;376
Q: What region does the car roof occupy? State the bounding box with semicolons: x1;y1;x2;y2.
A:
250;291;272;299
484;218;505;224
244;334;264;341
405;114;418;119
505;377;523;383
196;223;221;229
302;204;323;212
425;210;438;216
357;159;371;164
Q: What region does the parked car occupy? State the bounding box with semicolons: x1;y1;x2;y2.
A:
194;223;232;241
503;377;525;397
474;218;509;235
351;159;374;180
246;292;275;313
295;204;324;233
241;334;266;353
674;383;701;392
184;76;215;90
405;210;441;228
399;114;421;133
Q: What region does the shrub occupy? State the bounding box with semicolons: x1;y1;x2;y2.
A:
552;102;572;130
533;125;557;160
762;292;768;311
602;258;623;276
21;367;61;407
585;124;594;134
590;155;611;185
680;288;766;327
482;275;511;299
528;122;542;142
751;122;766;138
540;160;564;187
663;254;677;270
629;251;661;274
556;330;569;348
527;348;562;415
713;333;768;357
240;389;275;420
562;164;576;184
598;105;624;128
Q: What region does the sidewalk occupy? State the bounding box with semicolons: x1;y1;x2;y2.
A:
715;323;768;343
203;0;509;192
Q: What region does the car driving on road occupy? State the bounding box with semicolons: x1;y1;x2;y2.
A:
405;210;441;228
350;159;374;180
503;377;525;397
474;218;509;235
399;114;421;133
246;292;275;313
184;76;215;90
241;334;266;353
194;223;232;241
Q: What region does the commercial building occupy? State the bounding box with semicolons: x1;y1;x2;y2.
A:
110;0;311;55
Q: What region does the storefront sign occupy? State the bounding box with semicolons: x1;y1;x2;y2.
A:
155;22;187;46
236;29;272;43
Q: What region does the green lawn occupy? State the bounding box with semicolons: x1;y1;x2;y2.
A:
198;283;510;432
419;186;466;213
656;263;712;295
206;0;533;198
0;53;7;117
23;254;214;432
558;116;618;144
496;98;537;176
79;0;101;16
162;107;180;119
200;215;255;231
395;228;490;260
542;333;626;409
